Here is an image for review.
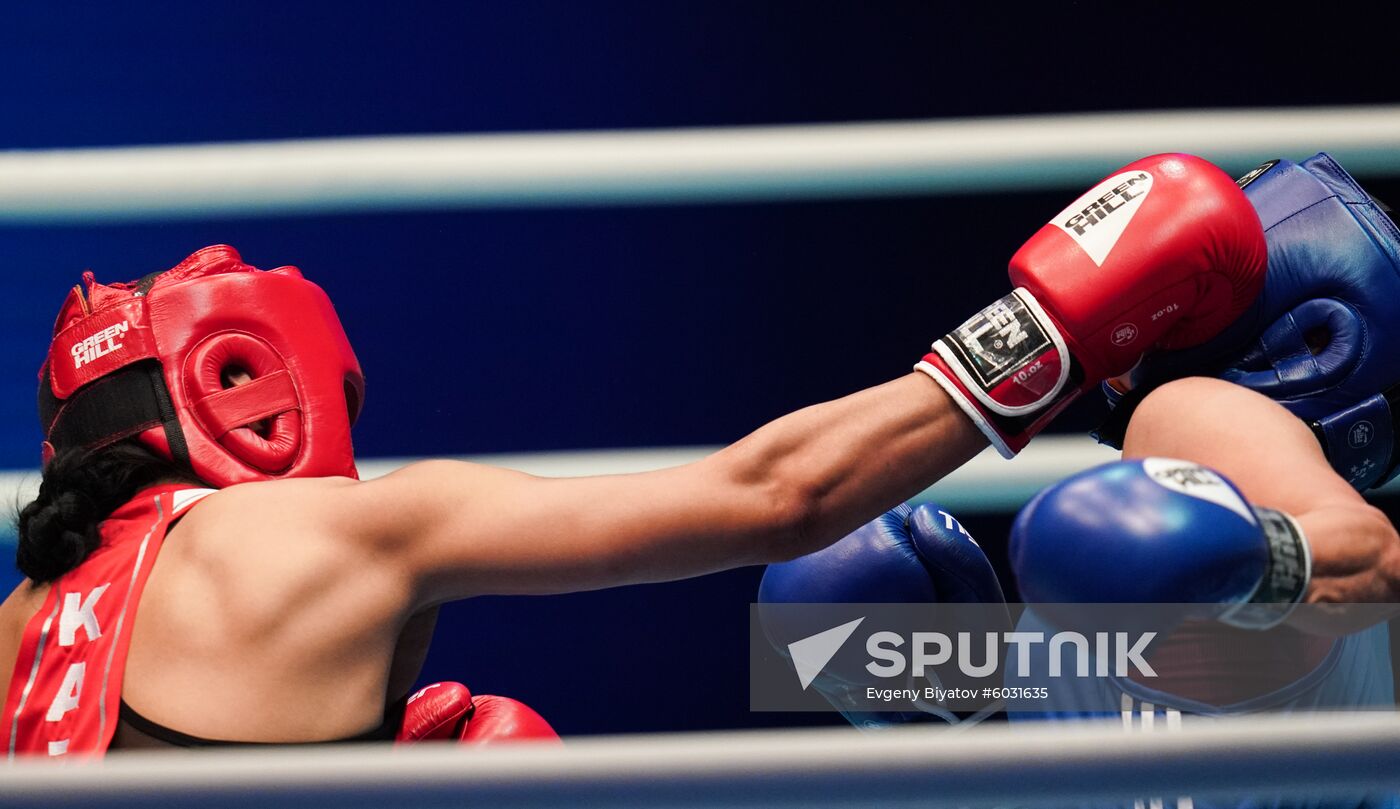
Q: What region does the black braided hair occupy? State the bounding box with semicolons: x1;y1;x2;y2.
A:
15;440;199;584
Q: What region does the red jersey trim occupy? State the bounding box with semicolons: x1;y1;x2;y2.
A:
5;594;61;757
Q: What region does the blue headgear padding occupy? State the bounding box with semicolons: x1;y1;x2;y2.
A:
1226;153;1400;488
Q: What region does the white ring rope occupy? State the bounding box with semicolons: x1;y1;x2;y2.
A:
2;712;1398;808
3;105;1400;221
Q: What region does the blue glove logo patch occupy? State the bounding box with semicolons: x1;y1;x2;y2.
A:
1141;457;1254;523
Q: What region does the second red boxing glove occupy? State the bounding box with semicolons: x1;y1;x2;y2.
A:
396;681;560;745
917;153;1266;457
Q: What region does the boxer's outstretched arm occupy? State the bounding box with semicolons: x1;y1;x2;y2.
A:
1122;376;1400;618
318;154;1264;605
340;373;985;603
227;153;1260;606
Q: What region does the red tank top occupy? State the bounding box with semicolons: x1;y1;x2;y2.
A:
2;484;214;759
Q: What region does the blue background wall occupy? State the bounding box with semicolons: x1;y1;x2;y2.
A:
2;3;1398;735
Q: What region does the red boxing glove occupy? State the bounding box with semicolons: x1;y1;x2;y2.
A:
460;695;560;745
917;153;1266;457
396;681;560;745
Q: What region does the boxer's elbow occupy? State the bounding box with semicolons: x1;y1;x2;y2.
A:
707;446;824;565
758;486;824;564
733;475;824;565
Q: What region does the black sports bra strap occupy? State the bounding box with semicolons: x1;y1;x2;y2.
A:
114;695;407;748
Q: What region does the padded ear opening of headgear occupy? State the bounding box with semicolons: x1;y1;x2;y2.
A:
184;333;303;474
1220;299;1364;399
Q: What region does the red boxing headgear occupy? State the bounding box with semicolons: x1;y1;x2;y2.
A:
39;245;363;486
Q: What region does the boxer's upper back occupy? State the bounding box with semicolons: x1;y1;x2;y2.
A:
120;477;413;744
5;476;424;751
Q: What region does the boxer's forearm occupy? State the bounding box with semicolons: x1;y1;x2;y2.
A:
713;372;986;559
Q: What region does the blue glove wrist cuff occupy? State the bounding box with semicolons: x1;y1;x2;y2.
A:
1221;507;1311;630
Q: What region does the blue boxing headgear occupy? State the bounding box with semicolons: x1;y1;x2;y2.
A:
1097;153;1400;490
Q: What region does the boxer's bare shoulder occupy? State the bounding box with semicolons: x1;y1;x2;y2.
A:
142;475;408;636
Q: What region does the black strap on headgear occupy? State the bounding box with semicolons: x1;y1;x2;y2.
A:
40;359;191;467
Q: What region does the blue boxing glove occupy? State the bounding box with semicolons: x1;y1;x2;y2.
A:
1096;154;1400;490
1010;458;1311;630
759;502;1007;727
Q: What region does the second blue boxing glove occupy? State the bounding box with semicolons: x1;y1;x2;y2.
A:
759;502;1007;727
1009;458;1311;629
